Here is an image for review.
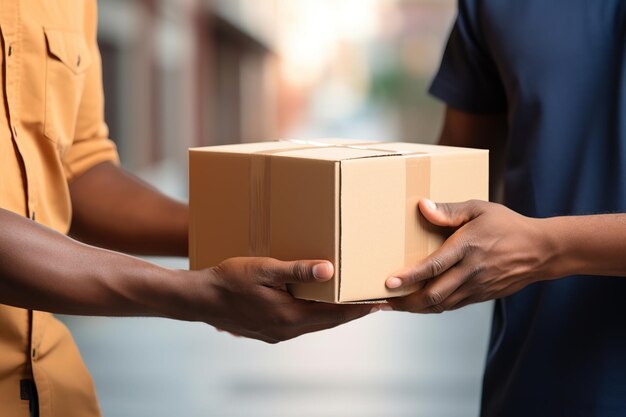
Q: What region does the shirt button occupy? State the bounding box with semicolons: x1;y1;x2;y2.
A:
7;44;12;57
31;348;37;360
77;55;81;67
12;126;17;138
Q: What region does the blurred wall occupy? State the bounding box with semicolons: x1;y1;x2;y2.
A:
96;0;456;174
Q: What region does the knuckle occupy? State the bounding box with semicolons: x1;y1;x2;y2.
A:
258;266;275;282
424;289;444;306
428;303;446;314
465;265;484;283
290;262;311;283
467;199;484;212
458;236;477;256
257;260;280;281
211;263;227;280
447;302;462;311
429;258;446;277
456;296;478;310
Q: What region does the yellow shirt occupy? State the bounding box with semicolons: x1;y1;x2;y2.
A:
0;1;119;416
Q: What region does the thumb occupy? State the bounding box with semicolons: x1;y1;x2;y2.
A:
256;258;335;286
419;199;485;228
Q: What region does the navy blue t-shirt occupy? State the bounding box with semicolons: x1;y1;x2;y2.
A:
429;1;626;416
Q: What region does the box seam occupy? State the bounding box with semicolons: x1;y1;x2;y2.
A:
337;160;342;303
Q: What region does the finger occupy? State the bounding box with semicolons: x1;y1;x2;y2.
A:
447;294;478;311
214;325;280;344
388;265;470;312
386;235;467;289
418;199;485;228
254;258;334;285
214;328;244;338
289;307;380;339
446;279;528;311
289;301;374;328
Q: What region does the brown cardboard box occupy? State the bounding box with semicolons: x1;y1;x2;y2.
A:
189;139;488;303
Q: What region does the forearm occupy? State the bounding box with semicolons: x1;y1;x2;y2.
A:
68;162;188;257
386;201;626;313
0;208;203;318
0;209;373;343
542;214;626;278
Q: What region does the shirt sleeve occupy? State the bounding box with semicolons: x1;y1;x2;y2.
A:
429;0;507;113
62;0;120;182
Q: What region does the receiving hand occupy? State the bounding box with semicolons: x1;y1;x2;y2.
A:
196;257;376;343
385;199;553;313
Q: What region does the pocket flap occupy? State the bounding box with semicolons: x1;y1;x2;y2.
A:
44;28;92;74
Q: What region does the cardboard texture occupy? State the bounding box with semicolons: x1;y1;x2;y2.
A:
189;139;488;303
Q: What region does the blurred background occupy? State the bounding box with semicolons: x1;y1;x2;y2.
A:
60;1;495;416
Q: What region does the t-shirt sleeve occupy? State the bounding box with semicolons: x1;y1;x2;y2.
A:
62;0;120;182
429;0;507;113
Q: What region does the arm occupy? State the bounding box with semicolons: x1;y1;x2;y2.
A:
0;208;372;342
384;108;626;313
65;3;187;257
68;161;188;256
386;200;626;313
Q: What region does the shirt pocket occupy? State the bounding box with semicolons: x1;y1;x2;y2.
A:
43;28;92;153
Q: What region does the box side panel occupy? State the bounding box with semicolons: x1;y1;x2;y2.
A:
339;157;406;302
270;159;339;303
427;150;489;252
189;151;250;270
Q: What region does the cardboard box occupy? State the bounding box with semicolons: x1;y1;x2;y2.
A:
189;139;488;303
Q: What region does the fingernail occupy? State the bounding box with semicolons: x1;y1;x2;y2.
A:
369;306;380;314
424;199;437;211
312;262;333;280
380;305;394;312
386;277;403;289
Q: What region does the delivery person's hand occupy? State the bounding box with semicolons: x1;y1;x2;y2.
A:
0;209;374;344
384;199;551;313
174;257;375;343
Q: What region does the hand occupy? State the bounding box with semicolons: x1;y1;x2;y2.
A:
385;199;554;313
189;257;376;343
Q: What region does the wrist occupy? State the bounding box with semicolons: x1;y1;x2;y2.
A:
146;267;218;323
534;216;578;280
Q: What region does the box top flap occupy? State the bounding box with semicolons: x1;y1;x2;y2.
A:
190;139;414;161
383;142;488;155
190;141;298;154
190;139;487;161
274;146;400;161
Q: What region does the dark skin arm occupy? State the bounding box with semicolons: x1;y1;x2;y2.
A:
385;106;626;313
0;208;373;343
68;162;188;256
